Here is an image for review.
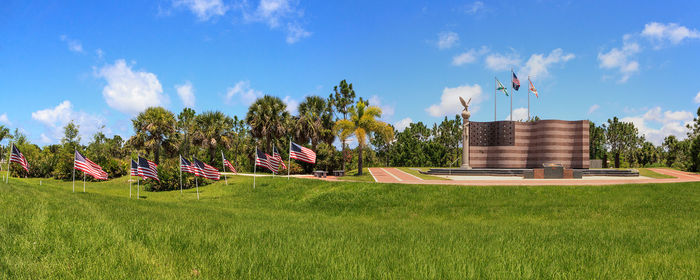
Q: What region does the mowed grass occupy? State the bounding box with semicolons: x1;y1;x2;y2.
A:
638;168;677;179
1;176;699;279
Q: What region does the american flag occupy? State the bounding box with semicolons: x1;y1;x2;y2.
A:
289;142;316;164
130;160;138;176
223;157;236;173
10;144;29;172
272;146;287;170
180;155;195;174
192;158;220;180
512;71;520;91
138;156;159;181
255;149;275;173
74;151;108;180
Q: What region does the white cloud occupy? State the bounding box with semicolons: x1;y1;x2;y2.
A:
95;48;104;59
641;22;700;46
588;104;600;115
622;106;694;145
0;113;10;126
176;81;196;108
522;48;574;78
31;100;108;144
426;84;483;117
599;22;699;82
286;23;311;44
452;46;489;66
485;52;521;71
437;31;459;49
368;95;395;118
174;0;228;21
394;118;413;132
242;0;311;44
694;91;700;103
226;80;263;105
39;134;52;144
507;107;529;121
464;1;484;14
283;96;299;115
96;59;166;115
598;39;640;82
60;35;83;53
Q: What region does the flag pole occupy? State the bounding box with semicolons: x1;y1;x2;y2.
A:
179;155;183;194
83;171;86;193
287;138;291;180
137;176;140;200
195;175;199;200
5;143;11;183
494;77;497;121
253;147;257;189
527;76;530;121
129;157;132;198
221;151;228;185
72;148;75;192
510;69;513;121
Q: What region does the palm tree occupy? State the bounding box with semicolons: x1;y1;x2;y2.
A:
296;96;334;150
177;108;197;157
130;107;176;164
246;95;290;152
0;125;11;164
335;101;393;175
193;111;234;162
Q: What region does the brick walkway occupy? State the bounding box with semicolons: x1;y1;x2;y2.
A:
364;167;700;186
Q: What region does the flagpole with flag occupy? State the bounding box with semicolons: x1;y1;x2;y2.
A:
494;77;497;121
195;173;199;200
5;142;11;183
528;76;531;120
510;69;513;121
287;138;291;180
221;151;228;185
179;155;183;194
130;157;133;198
72;148;75;192
83;172;85;193
253;147;257;189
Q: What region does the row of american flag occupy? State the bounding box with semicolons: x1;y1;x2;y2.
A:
7;141;317;182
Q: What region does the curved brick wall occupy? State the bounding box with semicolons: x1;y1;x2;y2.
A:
469;120;589;169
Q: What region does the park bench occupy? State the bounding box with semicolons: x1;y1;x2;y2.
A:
332;170;345;177
313;170;327;178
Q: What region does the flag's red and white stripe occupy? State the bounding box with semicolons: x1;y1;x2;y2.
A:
223;158;236;173
272;146;286;171
10;144;29;172
138;156;159;181
255;149;276;173
290;142;316;164
74;151;108;180
192;158;220;180
180;155;195;174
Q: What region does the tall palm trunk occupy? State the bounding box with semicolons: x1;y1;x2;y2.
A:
357;144;363;175
154;140;161;164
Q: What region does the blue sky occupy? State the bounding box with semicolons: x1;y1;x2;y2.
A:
1;0;699;146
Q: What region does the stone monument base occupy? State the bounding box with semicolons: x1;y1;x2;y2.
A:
460;164;472;169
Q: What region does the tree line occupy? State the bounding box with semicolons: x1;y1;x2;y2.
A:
3;80;700;191
589;110;700;171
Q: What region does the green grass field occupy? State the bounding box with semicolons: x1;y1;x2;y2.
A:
1;176;699;279
396;167;449;180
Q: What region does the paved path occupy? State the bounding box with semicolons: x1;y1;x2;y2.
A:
365;168;700;186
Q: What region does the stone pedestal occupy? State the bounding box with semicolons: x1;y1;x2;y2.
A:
461;117;471;169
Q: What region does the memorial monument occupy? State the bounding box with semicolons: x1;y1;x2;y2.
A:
459;96;472;169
